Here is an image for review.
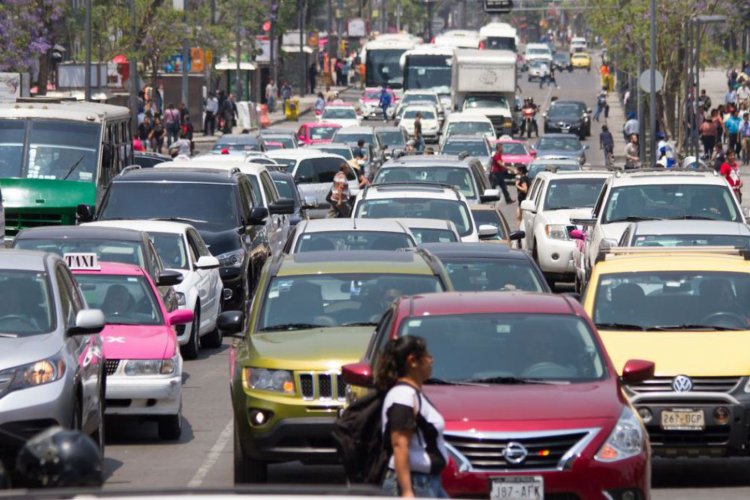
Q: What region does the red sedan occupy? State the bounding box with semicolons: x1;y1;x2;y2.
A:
343;292;653;499
495;138;536;170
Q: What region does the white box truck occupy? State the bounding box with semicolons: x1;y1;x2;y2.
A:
451;49;518;136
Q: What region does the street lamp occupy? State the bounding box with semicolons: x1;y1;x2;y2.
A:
425;0;435;41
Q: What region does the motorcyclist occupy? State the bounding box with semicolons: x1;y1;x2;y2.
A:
520;98;539;138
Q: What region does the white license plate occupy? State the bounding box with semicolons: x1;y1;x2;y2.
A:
661;409;705;431
490;476;544;500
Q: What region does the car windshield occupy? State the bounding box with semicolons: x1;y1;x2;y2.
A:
403;109;435;120
377;130;407;147
529;49;550;56
446;122;494;137
295;157;355;184
295;231;414;252
442;259;546;292
98;182;241;229
544;178;606;210
315;147;353;160
470;210;508;239
632;233;750;248
149;232;188;270
593;271;750;331
0;119;101;182
554;54;569;62
464;96;508;109
404;94;438;105
258;274;444;331
0;270;54;336
77;274;163;326
309;127;340;140
323;108;357;120
409;227;458;244
334;132;375;145
374;167;477;199
396;313;606;382
264;136;295;149
536;137;582;151
441;140;489;157
602;184;741;223
498;142;528;155
14;238;145;268
548;105;583;119
528;163;580;179
529;60;547;68
365;91;383;100
212;142;260;152
356;198;473;236
272;177;298;200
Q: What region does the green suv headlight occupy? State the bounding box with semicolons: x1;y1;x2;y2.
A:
243;368;295;395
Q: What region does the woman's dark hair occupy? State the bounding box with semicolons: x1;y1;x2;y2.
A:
374;336;428;392
601;125;608;132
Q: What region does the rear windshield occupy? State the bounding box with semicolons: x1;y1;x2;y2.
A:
295;231;414;252
14;238;145;268
294;157;355;184
0;270;54;336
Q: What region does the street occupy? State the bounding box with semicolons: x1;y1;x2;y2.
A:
102;68;750;499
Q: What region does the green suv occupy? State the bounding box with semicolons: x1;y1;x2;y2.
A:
220;250;451;483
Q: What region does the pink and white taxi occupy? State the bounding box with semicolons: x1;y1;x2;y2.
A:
65;253;193;441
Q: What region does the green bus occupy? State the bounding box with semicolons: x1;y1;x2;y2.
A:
0;99;132;241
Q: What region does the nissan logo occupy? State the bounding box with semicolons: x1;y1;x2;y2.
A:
672;375;694;393
502;441;528;464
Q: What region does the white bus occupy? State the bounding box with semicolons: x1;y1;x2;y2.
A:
433;30;481;49
362;34;422;90
479;22;518;52
0;99;132;239
400;45;454;102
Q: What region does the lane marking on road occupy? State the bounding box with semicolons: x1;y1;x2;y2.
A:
187;419;233;488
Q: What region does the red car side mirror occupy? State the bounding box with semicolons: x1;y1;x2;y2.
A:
621;359;655;385
341;362;374;388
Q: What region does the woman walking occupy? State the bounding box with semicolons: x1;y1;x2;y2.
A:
376;336;448;498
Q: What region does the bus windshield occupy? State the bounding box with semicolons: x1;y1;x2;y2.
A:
366;49;406;88
0;119;101;183
404;55;452;94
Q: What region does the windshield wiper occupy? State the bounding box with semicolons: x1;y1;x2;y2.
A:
595;322;646;331
0;333;19;338
464;376;568;385
61;155;86;181
153;217;208;224
340;321;378;327
258;323;326;332
647;324;743;331
424;377;488;387
606;216;662;223
668;215;716;220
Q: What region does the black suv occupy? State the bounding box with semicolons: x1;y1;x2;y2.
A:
89;166;292;309
543;100;592;138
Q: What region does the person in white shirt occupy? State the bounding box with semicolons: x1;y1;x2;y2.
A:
204;93;219;136
169;130;192;158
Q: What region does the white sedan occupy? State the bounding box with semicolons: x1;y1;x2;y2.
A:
84;220;224;360
319;105;361;128
399;105;440;143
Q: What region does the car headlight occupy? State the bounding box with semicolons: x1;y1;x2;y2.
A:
595;407;645;462
175;292;186;307
243;367;295;395
216;248;245;269
124;354;178;376
545;224;569;240
0;353;66;394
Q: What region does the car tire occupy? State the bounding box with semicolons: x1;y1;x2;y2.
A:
72;390;83;431
181;306;200;360
202;318;223;349
158;408;182;441
234;420;267;483
91;372;106;454
528;77;532;82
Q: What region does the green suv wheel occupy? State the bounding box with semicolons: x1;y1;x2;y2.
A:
234;420;267;483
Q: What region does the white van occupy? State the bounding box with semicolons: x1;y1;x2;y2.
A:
570;37;588;53
524;43;553;64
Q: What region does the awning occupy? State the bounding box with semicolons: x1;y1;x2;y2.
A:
215;61;257;71
282;45;314;54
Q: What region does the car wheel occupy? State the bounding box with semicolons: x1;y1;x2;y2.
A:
181;306;200;360
528;77;531;82
158;407;182;441
202;317;223;349
234;420;267;483
91;372;106;454
72;391;83;431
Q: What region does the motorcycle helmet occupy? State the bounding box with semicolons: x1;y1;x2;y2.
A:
15;427;103;488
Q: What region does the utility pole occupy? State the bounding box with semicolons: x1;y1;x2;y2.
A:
128;0;138;137
426;0;434;41
396;0;402;31
381;0;387;33
235;11;243;98
337;0;344;53
271;1;278;90
84;0;91;101
299;0;307;96
182;0;189;107
637;55;645;166
648;0;656;165
328;0;335;59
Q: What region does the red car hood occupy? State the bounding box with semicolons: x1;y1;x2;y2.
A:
100;324;177;360
425;381;622;430
503;154;534;165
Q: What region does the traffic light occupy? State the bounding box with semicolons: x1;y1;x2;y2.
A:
484;0;513;14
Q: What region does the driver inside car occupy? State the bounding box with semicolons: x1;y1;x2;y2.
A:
101;284;136;318
513;327;578;379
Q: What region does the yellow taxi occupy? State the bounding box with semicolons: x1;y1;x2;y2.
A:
571;52;592;71
582;246;750;458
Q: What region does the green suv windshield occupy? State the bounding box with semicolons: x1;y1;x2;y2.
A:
0;119;100;182
258;274;443;331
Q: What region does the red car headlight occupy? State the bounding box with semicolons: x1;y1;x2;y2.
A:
595;407;646;462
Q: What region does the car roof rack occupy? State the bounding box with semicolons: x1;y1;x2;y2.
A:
600;245;750;261
120;165;142;175
614;167;718;177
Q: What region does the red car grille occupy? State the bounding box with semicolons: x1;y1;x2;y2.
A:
445;430;590;471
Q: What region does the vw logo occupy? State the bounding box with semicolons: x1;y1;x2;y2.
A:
672;375;694;392
502;441;528;464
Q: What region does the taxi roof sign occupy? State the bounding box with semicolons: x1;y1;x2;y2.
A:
64;252;100;270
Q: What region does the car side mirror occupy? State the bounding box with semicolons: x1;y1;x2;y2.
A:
509;230;525;241
480;189;500;203
67;309;105;336
520;199;536;213
302;196;318;210
583;145;589;150
156;270;183;286
478;224;499;239
168;309;194;326
570;210;597;226
289;214;302;226
195;255;220;269
76;204;95;223
586;108;593;114
269;198;295;215
217;310;244;336
248;206;269;225
530;150;537;157
341;362;374;388
621;359;655;384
